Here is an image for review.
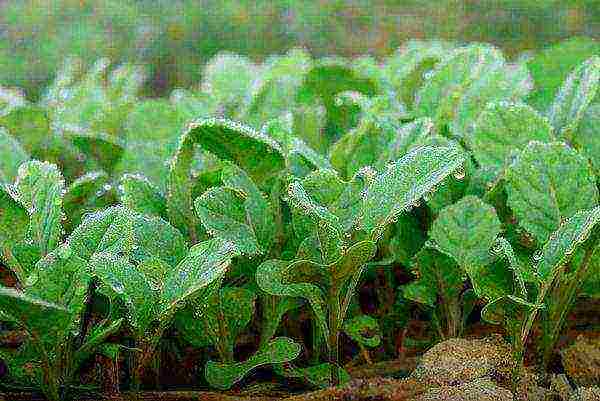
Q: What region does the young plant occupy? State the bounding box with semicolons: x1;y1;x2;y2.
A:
258;145;464;384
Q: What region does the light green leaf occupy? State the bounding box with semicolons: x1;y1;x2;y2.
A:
573;103;600;177
465;102;554;171
450;62;532;138
384;40;452;108
548;56;600;136
535;206;600;284
74;318;123;368
91;252;157;335
63;171;115;232
166;118;284;241
375;118;434;169
66;206;136;260
0;127;28;183
0;185;29;246
119;173;167;219
117;99;187;189
15;161;65;255
131;212;188;268
430;196;501;270
527;37;600;111
505;141;598;245
160;238;237;317
359;146;465;239
414;44;504;127
205;337;301;390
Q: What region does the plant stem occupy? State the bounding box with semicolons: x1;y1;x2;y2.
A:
541;238;598;370
328;286;341;386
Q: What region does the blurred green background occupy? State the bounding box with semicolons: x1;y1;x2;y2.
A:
1;0;598;99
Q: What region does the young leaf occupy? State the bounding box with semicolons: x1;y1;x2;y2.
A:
0;186;29;246
450;62;532;138
548;56;600;137
359;146;465;239
167;118;284;241
505;141;598;245
15;161;65;256
430;196;501;271
535;206;600;284
66;129;125;174
0;127;29;183
465;102;554;171
63;171;115;232
526;37;600;111
204;337;301;390
160;238;237;316
414;44;504;127
119;173;167;219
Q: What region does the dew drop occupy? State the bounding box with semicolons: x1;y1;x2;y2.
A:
533;250;543;262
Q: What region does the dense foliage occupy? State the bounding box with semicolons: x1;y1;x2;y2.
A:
0;38;599;400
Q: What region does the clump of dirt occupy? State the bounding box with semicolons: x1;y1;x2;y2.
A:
415;378;513;401
561;336;600;387
410;334;514;387
568;387;600;401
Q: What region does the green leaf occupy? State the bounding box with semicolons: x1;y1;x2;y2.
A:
535;206;600;284
63;171;115;232
73;318;123;368
119;173;167;219
527;37;600;111
465;102;554;171
405;247;462;307
91;252;157;335
0;286;71;347
414;44;504;127
383;40;452;108
66;206;136;261
343;314;381;348
572;103;600;177
0;185;29;246
66;129;125;174
167;118;284;241
274;362;350;388
256;259;329;342
202;52;257;115
450;62;532;138
160;238;237;317
481;294;541;325
116;99;187;189
245;49;312;126
430;196;501;270
548;56;600;137
374;118;434;169
205;337;301;390
359;146;465;239
15;161;65;256
0;127;28;184
504;141;598;245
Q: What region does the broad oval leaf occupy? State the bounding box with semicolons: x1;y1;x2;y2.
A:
573;103;600;177
119;173;167;219
0;185;29;246
63;171;115;232
548;56;600;136
274;362;351;388
359;146;465;239
15;161;65;256
166;118;284;241
0;127;28;184
536;206;600;284
343;314;381;348
465;102;554;171
160;238;237;317
205;336;301;390
430;196;501;270
505;141;598;245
